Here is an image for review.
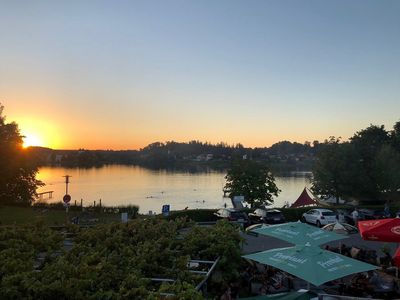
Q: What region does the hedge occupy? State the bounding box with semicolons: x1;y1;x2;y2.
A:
164;204;389;223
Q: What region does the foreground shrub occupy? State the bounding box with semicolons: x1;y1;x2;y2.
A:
0;218;241;299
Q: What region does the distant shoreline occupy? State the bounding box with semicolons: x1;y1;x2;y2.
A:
27;140;317;173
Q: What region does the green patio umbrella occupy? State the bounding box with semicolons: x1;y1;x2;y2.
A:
243;244;377;286
250;222;346;246
239;291;317;300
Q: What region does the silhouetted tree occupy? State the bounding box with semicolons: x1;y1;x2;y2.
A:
391;121;400;152
311;138;360;204
374;144;400;199
224;159;280;208
312;123;400;204
350;124;391;200
0;104;43;205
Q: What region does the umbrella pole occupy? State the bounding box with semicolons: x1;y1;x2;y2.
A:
397;243;399;278
307;282;310;290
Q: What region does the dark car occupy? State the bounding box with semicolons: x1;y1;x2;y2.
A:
248;208;285;225
337;208;388;225
358;209;387;220
214;208;250;226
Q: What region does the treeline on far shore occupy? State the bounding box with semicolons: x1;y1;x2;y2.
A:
26;140;318;173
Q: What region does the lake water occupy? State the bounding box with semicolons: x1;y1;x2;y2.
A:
37;165;312;214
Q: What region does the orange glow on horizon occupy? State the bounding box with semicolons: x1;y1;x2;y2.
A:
11;111;329;151
17;118;61;149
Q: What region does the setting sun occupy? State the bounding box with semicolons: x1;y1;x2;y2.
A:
23;134;43;148
16;118;61;149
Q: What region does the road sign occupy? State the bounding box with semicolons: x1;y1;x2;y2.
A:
162;204;170;216
63;194;71;203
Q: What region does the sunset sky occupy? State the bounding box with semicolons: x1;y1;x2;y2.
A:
1;0;399;150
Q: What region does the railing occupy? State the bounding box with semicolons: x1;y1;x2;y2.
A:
36;191;54;200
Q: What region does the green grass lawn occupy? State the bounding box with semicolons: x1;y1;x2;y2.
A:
0;206;120;226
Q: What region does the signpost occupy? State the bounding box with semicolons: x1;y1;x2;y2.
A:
63;194;71;204
63;175;71;214
162;204;170;217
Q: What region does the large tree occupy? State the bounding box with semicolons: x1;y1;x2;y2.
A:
311;138;363;204
312;124;400;204
391;121;400;152
350;124;391;201
224;159;280;208
374;144;400;200
0;104;42;205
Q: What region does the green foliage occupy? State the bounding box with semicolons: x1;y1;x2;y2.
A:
159;281;203;299
0;104;43;205
167;209;219;222
224;159;280;208
31;201;139;218
350;125;392;200
311;138;361;204
31;139;317;173
391;121;400;152
374;145;400;196
268;140;312;156
312;122;400;204
0;205;122;226
181;220;243;282
351;124;390;162
0;224;63;299
115;204;139;218
0;218;242;299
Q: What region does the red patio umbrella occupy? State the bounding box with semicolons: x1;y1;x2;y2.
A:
358;218;400;242
393;247;400;267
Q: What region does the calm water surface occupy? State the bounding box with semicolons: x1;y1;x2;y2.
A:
37;165;311;214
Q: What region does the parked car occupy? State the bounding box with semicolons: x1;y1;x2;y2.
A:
214;208;250;226
301;209;337;227
248;208;285;224
336;208;388;225
358;208;387;220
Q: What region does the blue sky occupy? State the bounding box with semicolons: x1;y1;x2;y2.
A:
1;0;399;149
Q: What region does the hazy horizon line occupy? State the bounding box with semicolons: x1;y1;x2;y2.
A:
28;137;334;152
